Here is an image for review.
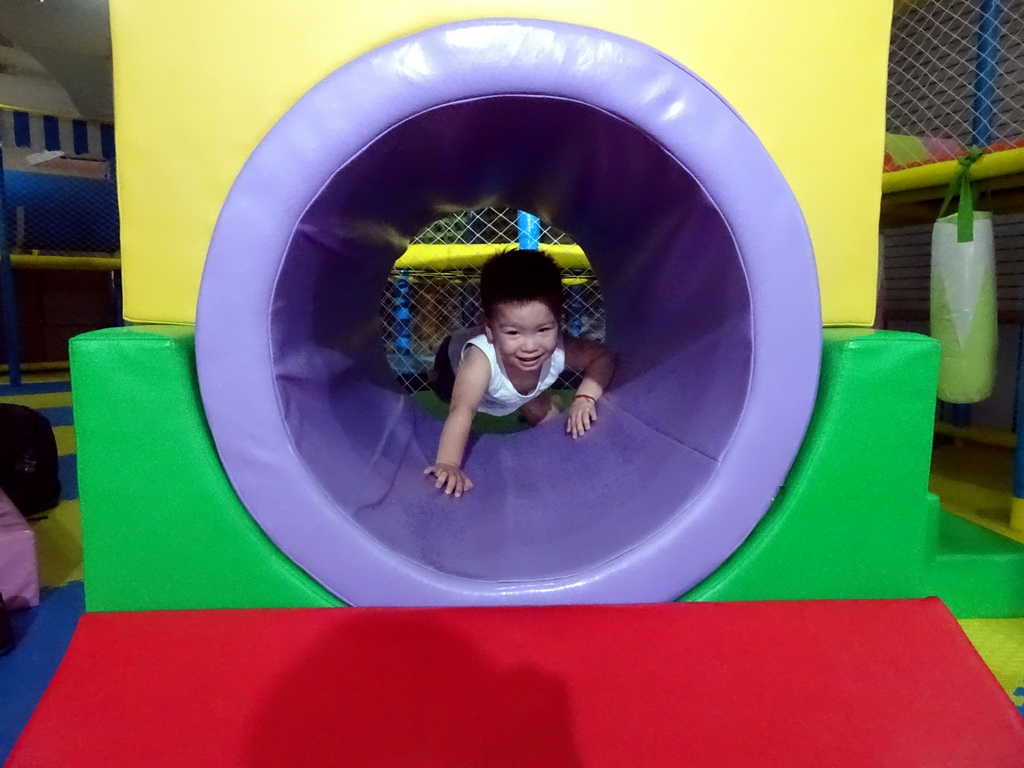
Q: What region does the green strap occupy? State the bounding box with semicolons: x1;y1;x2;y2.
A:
937;145;984;243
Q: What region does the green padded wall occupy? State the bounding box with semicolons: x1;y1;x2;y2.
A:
71;326;1024;615
71;326;341;611
686;329;940;602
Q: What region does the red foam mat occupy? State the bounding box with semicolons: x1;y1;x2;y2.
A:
7;599;1024;767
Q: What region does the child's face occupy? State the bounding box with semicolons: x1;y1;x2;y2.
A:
485;300;560;375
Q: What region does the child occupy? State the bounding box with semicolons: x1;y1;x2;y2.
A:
425;249;615;497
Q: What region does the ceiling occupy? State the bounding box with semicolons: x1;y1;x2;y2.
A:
0;0;113;120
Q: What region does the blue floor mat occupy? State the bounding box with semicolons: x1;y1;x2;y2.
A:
0;381;71;396
58;454;78;501
0;581;85;762
39;406;74;428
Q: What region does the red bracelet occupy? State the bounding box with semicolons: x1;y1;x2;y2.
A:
573;394;596;403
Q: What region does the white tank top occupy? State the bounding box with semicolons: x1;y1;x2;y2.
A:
448;327;566;416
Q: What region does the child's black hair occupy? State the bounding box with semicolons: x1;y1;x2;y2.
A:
479;249;563;321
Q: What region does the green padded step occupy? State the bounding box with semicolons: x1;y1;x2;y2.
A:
687;328;940;603
70;326;1024;615
71;326;340;611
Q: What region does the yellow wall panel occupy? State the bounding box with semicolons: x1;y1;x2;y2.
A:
110;0;892;326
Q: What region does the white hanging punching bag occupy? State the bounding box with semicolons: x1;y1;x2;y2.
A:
930;211;997;403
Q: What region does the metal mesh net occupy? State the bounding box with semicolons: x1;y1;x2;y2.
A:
381;208;604;392
0;108;121;371
886;0;1024;170
882;1;1024;324
0;109;119;255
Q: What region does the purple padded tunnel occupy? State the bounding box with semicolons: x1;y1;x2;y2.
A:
196;19;822;606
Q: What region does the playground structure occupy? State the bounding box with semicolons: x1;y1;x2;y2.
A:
7;0;1024;763
0;0;1016;611
0;107;121;385
881;0;1024;539
57;0;1021;613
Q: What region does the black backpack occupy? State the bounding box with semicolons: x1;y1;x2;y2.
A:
0;404;61;517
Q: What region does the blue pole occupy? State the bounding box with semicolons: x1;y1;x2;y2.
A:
972;0;1001;149
1011;327;1019;483
0;143;22;387
954;0;1002;431
517;211;541;250
1013;323;1024;529
949;403;972;427
969;0;1024;527
394;270;412;357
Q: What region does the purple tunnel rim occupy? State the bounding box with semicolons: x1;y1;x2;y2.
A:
197;19;822;606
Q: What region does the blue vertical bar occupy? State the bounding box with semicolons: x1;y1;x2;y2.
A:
11;112;30;147
394;270;412;357
0;143;22;386
1014;326;1024;489
517;211;541;250
955;0;1003;431
972;0;1001;148
42;115;61;151
99;123;115;160
971;0;1024;522
950;403;971;427
1014;323;1024;526
72;119;89;155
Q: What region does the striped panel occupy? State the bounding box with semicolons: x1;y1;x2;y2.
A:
0;109;112;161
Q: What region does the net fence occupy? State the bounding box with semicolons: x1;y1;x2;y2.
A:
882;0;1024;324
381;208;604;391
886;0;1024;170
0;108;121;369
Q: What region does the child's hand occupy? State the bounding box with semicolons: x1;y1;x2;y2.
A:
566;395;598;439
424;462;474;497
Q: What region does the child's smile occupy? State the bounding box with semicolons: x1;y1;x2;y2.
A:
486;300;560;379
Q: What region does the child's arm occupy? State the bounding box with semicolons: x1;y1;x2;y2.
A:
563;337;615;439
424;345;490;497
